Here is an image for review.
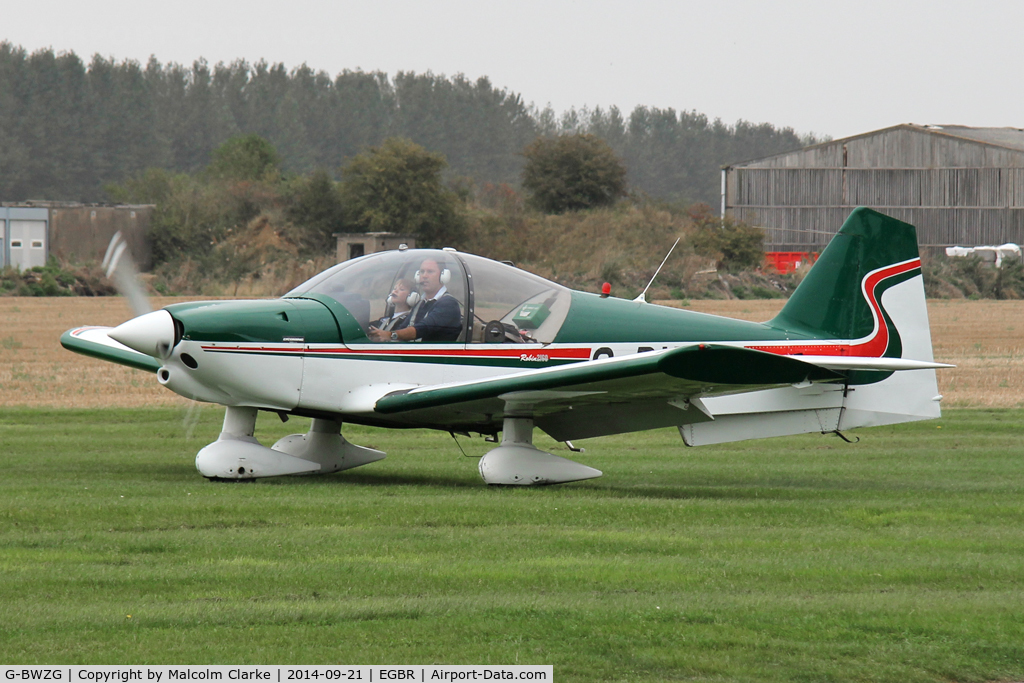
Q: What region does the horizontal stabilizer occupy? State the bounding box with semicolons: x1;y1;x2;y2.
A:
792;356;952;371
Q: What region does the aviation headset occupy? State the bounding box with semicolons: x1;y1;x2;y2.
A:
408;261;451;306
387;261;451;307
414;265;451;284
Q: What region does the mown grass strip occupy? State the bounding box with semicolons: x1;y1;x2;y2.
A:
1;407;1022;681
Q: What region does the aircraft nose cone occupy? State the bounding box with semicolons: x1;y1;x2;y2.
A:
109;310;176;358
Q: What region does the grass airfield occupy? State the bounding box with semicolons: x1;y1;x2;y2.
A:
2;406;1023;681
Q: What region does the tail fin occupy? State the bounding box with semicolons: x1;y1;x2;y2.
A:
683;208;942;446
770;207;929;360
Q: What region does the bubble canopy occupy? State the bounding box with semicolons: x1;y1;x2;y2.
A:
285;249;572;343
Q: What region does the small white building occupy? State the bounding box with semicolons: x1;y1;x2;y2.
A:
0;206;49;269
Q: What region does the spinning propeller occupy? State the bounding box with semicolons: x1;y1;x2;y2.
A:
102;232;178;360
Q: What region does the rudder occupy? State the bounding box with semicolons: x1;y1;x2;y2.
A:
771;207;922;350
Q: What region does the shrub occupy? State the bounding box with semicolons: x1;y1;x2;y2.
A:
285;169;345;252
0;259;114;297
923;254;1024;299
521;134;627;214
689;204;764;272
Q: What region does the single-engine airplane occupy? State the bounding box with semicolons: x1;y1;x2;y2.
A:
62;208;950;485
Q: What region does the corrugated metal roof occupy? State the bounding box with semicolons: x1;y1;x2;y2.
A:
725;124;1024;169
922;125;1024;152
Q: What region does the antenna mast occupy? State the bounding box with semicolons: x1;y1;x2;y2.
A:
633;237;681;303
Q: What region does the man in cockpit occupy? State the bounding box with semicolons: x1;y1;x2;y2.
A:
369;257;462;342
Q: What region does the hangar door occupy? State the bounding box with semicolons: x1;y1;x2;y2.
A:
9;220;47;269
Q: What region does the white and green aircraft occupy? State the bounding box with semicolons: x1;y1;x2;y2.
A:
62;208;949;485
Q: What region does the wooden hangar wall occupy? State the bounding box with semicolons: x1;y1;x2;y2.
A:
723;124;1024;252
0;202;153;269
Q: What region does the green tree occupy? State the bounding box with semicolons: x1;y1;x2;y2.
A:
391;72;537;185
0;43;822;205
206;133;280;181
339;137;465;246
154;59;238;174
521;133;627;213
286;168;345;250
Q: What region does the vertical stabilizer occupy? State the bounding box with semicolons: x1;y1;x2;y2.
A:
771;207;922;351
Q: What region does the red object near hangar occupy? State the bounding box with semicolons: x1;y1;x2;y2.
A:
765;251;818;274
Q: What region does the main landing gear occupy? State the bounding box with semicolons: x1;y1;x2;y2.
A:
195;408;601;485
195;406;385;480
478;415;602;485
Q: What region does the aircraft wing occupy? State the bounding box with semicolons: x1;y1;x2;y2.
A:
60;326;162;373
374;345;842;440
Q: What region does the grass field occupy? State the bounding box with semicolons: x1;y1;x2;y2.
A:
2;296;1022;678
1;407;1023;681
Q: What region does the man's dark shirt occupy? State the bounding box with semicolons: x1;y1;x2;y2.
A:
407;293;462;341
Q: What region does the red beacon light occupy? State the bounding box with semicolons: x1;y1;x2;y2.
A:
600;282;611;298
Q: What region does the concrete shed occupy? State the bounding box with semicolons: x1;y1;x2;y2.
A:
335;232;416;262
723;124;1024;251
48;203;153;269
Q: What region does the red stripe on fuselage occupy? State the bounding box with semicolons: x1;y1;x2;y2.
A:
746;258;920;357
198;344;593;360
314;346;592;359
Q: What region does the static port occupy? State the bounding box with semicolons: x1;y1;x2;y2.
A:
180;353;198;369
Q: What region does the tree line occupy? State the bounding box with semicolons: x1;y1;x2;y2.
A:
96;133;768;300
0;42;821;206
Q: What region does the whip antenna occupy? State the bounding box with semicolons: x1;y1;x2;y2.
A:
634;237;681;303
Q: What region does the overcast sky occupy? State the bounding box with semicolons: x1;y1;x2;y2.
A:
4;0;1022;140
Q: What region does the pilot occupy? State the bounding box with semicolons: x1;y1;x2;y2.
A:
370;278;415;332
369;257;462;342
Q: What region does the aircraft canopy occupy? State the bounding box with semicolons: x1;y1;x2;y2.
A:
285;249;572;343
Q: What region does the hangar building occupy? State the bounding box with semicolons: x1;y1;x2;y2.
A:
722;124;1024;253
